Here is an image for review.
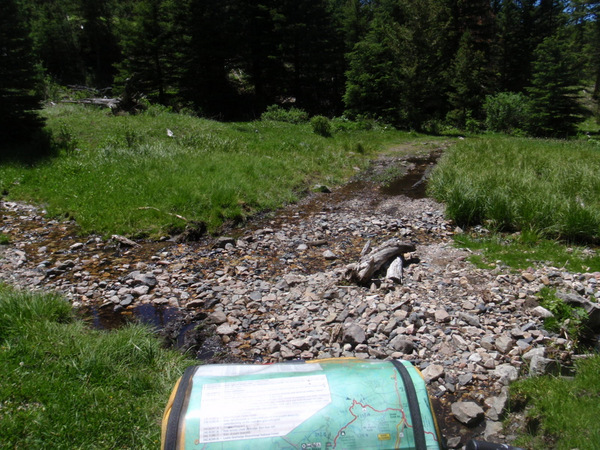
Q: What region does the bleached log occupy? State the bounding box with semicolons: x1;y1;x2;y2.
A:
385;257;403;284
360;240;371;257
345;238;415;285
111;234;139;247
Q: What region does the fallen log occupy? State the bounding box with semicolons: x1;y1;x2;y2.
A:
61;98;120;109
345;238;415;285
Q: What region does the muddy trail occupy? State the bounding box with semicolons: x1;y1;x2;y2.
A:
3;140;591;447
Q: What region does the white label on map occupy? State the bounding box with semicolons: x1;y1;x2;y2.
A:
196;374;331;443
193;363;323;378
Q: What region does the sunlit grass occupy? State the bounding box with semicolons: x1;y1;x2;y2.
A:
454;231;600;272
0;284;193;449
0;104;417;237
428;136;600;243
511;354;600;449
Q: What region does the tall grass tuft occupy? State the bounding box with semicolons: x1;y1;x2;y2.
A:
428;137;600;243
0;284;193;449
0;286;72;340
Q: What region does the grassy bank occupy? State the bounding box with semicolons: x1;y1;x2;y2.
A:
0;284;193;448
510;355;600;449
454;231;600;273
428;137;600;243
0;104;418;237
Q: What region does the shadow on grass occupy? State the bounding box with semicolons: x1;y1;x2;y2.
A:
0;128;57;166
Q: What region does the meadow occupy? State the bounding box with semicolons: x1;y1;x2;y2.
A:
0;104;416;238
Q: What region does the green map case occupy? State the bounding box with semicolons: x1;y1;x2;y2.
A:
162;358;445;450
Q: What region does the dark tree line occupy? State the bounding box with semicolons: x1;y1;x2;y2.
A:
4;0;600;137
1;0;44;144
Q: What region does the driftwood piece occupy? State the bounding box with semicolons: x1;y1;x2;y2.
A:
385;257;403;283
345;238;415;285
111;234;139;247
360;240;372;257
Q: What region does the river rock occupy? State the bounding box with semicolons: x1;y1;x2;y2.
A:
2;165;599;445
458;312;481;327
208;311;227;325
531;306;554;319
119;295;134;307
484;420;504;441
492;364;519;385
421;364;445;383
495;335;514;354
522;347;545;362
132;285;150;297
451;402;484;427
556;291;600;331
529;355;558;377
215;237;235;248
323;250;338;260
289;338;310;350
343;323;366;345
484;387;508;421
215;324;236;335
435;309;450;323
129;271;158;287
389;336;415;354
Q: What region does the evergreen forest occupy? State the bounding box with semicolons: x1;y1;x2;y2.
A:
3;0;600;139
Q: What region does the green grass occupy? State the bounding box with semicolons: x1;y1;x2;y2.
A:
510;354;600;449
535;287;588;345
428;136;600;243
0;104;417;237
0;284;193;449
454;231;600;272
0;233;9;245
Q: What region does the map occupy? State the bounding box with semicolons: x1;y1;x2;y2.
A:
178;359;442;449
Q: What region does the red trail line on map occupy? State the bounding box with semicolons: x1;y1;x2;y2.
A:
332;400;406;448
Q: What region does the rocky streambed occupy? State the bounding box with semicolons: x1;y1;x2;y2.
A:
1;142;599;447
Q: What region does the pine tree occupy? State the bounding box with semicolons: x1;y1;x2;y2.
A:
526;34;583;137
493;0;537;92
117;0;183;105
448;31;489;127
330;0;374;51
27;0;85;85
0;0;45;143
179;0;242;117
535;0;568;40
237;0;284;109
344;23;405;124
78;0;120;87
276;0;345;114
344;0;453;128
